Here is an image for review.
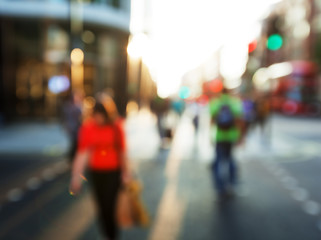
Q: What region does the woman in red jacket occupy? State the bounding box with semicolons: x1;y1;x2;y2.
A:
70;94;130;240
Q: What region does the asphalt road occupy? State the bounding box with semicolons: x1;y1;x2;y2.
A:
0;113;320;240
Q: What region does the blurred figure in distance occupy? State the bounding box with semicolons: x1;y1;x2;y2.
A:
209;87;245;201
70;93;130;240
61;90;84;162
255;93;271;135
150;95;170;142
242;95;256;135
191;101;200;134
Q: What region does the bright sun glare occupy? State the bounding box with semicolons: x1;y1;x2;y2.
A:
129;0;282;98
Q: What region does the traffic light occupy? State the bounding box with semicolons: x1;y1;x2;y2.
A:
179;86;191;99
266;15;284;51
267;34;283;51
248;40;257;53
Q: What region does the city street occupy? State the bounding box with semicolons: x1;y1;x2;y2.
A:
1;0;321;239
0;110;320;240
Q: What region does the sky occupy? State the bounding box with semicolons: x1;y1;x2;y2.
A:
129;0;283;97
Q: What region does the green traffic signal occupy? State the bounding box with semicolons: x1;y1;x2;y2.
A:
179;86;191;99
267;34;283;51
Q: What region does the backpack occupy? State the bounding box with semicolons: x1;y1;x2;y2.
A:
216;104;235;129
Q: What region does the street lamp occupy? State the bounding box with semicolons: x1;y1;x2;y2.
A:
70;48;84;91
127;33;149;107
69;0;84;92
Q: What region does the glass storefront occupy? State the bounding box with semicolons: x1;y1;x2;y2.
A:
0;18;129;121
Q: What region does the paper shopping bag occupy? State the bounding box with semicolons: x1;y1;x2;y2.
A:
117;179;149;228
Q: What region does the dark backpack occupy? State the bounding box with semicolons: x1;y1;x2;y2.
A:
216;104;234;129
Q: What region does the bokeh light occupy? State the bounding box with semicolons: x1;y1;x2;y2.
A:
268;62;292;79
48;75;70;94
293;20;310;39
70;48;84;65
179;86;191;99
127;33;150;59
253;67;269;89
248;40;258;53
267;34;283;51
220;43;248;81
209;79;224;93
224;78;242;89
82;30;95;44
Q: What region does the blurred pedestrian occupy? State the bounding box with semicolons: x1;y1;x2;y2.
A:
69;93;130;240
209;87;244;201
150;96;170;141
191;101;200;134
61;90;84;162
242;96;256;134
171;98;185;117
255;94;271;134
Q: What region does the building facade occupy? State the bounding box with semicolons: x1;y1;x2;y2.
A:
0;0;131;121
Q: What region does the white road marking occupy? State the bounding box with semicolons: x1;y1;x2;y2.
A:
8;188;24;202
149;183;186;240
303;201;321;216
149;116;190;240
291;188;309;202
281;176;297;190
317;219;321;232
275;168;287;177
26;177;42;190
2;160;68;206
54;161;69;174
260;159;321;234
42;168;56;181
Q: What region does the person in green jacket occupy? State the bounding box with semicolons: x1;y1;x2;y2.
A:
209;88;244;199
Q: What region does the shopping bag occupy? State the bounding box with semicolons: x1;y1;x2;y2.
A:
117;179;149;228
117;187;134;228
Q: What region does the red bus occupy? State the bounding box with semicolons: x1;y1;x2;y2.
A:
271;61;321;116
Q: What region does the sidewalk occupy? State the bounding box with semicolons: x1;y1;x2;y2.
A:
0;122;70;158
1;110;316;162
0;110;160;159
